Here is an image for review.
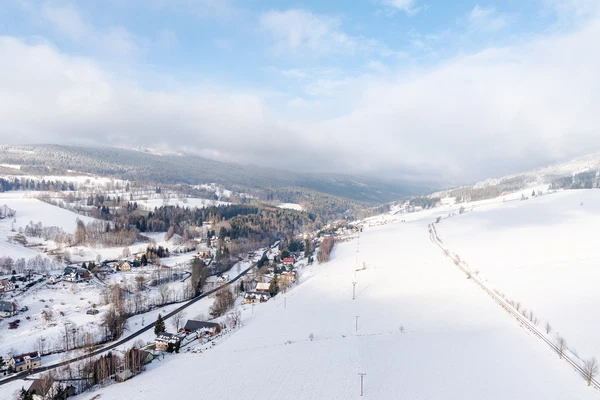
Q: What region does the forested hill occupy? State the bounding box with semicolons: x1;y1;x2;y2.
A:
0;145;434;204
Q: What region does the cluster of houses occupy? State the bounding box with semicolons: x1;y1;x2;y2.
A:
154;319;222;351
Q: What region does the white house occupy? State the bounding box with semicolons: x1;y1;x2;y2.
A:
0;279;15;293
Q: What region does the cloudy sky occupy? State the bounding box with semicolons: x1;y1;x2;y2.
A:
0;0;599;184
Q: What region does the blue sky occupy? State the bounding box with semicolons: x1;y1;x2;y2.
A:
0;0;599;183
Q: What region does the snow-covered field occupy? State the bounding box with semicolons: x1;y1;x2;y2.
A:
437;189;600;366
77;210;596;399
136;197;229;210
0;192;95;260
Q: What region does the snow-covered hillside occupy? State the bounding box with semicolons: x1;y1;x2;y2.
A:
78;209;596;399
437;189;600;368
0;192;95;260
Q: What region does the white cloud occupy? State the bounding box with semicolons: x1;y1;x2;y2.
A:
260;9;393;57
40;3;142;57
380;0;421;16
41;3;89;42
466;5;509;32
1;13;600;183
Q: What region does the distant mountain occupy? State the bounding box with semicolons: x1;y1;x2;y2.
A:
0;145;434;204
430;153;600;202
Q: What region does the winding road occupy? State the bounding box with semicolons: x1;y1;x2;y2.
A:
0;251;265;386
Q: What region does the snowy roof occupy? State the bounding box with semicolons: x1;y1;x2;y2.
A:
0;301;15;311
184;320;220;332
256;282;270;291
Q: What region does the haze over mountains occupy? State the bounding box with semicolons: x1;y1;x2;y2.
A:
0;145;436;204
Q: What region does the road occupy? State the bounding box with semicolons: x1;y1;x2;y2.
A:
428;223;600;389
0;251;265;386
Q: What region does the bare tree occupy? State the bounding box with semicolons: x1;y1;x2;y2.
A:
209;288;235;318
172;310;187;332
41;308;54;323
584;357;598;386
36;336;47;356
37;371;56;399
158;284;171;305
556;336;567;359
135;275;146;292
545;322;552;335
122;246;131;259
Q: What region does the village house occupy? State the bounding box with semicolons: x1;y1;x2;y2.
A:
183;320;222;336
141;350;154;365
243;292;270;304
27;379;76;399
197;248;211;258
118;261;132;271
282;257;295;267
279;271;297;285
154;333;182;351
255;282;270;293
63;267;90;283
0;278;15;293
0;301;17;318
9;351;41;372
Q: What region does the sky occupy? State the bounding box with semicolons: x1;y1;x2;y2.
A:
0;0;599;184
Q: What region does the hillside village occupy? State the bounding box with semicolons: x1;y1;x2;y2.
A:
0;172;356;397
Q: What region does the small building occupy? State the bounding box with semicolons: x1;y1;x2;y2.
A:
115;369;133;383
244;292;269;304
282;257;295;267
183;320;222;335
216;274;229;283
27;379;76;399
63;267;90;283
279;271;297;284
141;350;154;365
118;261;132;271
0;278;15;293
255;282;270;293
154;333;182;351
0;301;17;318
197;249;210;258
9;351;41;372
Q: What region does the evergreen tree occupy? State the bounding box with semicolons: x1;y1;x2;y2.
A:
19;388;34;400
269;276;279;297
154;314;166;335
239;280;245;292
174;340;181;353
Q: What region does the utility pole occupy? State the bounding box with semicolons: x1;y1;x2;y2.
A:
252;303;255;314
355;316;359;332
358;373;367;396
284;296;287;309
352;282;357;300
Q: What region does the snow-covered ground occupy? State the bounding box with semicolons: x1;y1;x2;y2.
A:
0;192;96;260
77;208;596;399
277;203;303;211
436;189;600;365
136;197;229;210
